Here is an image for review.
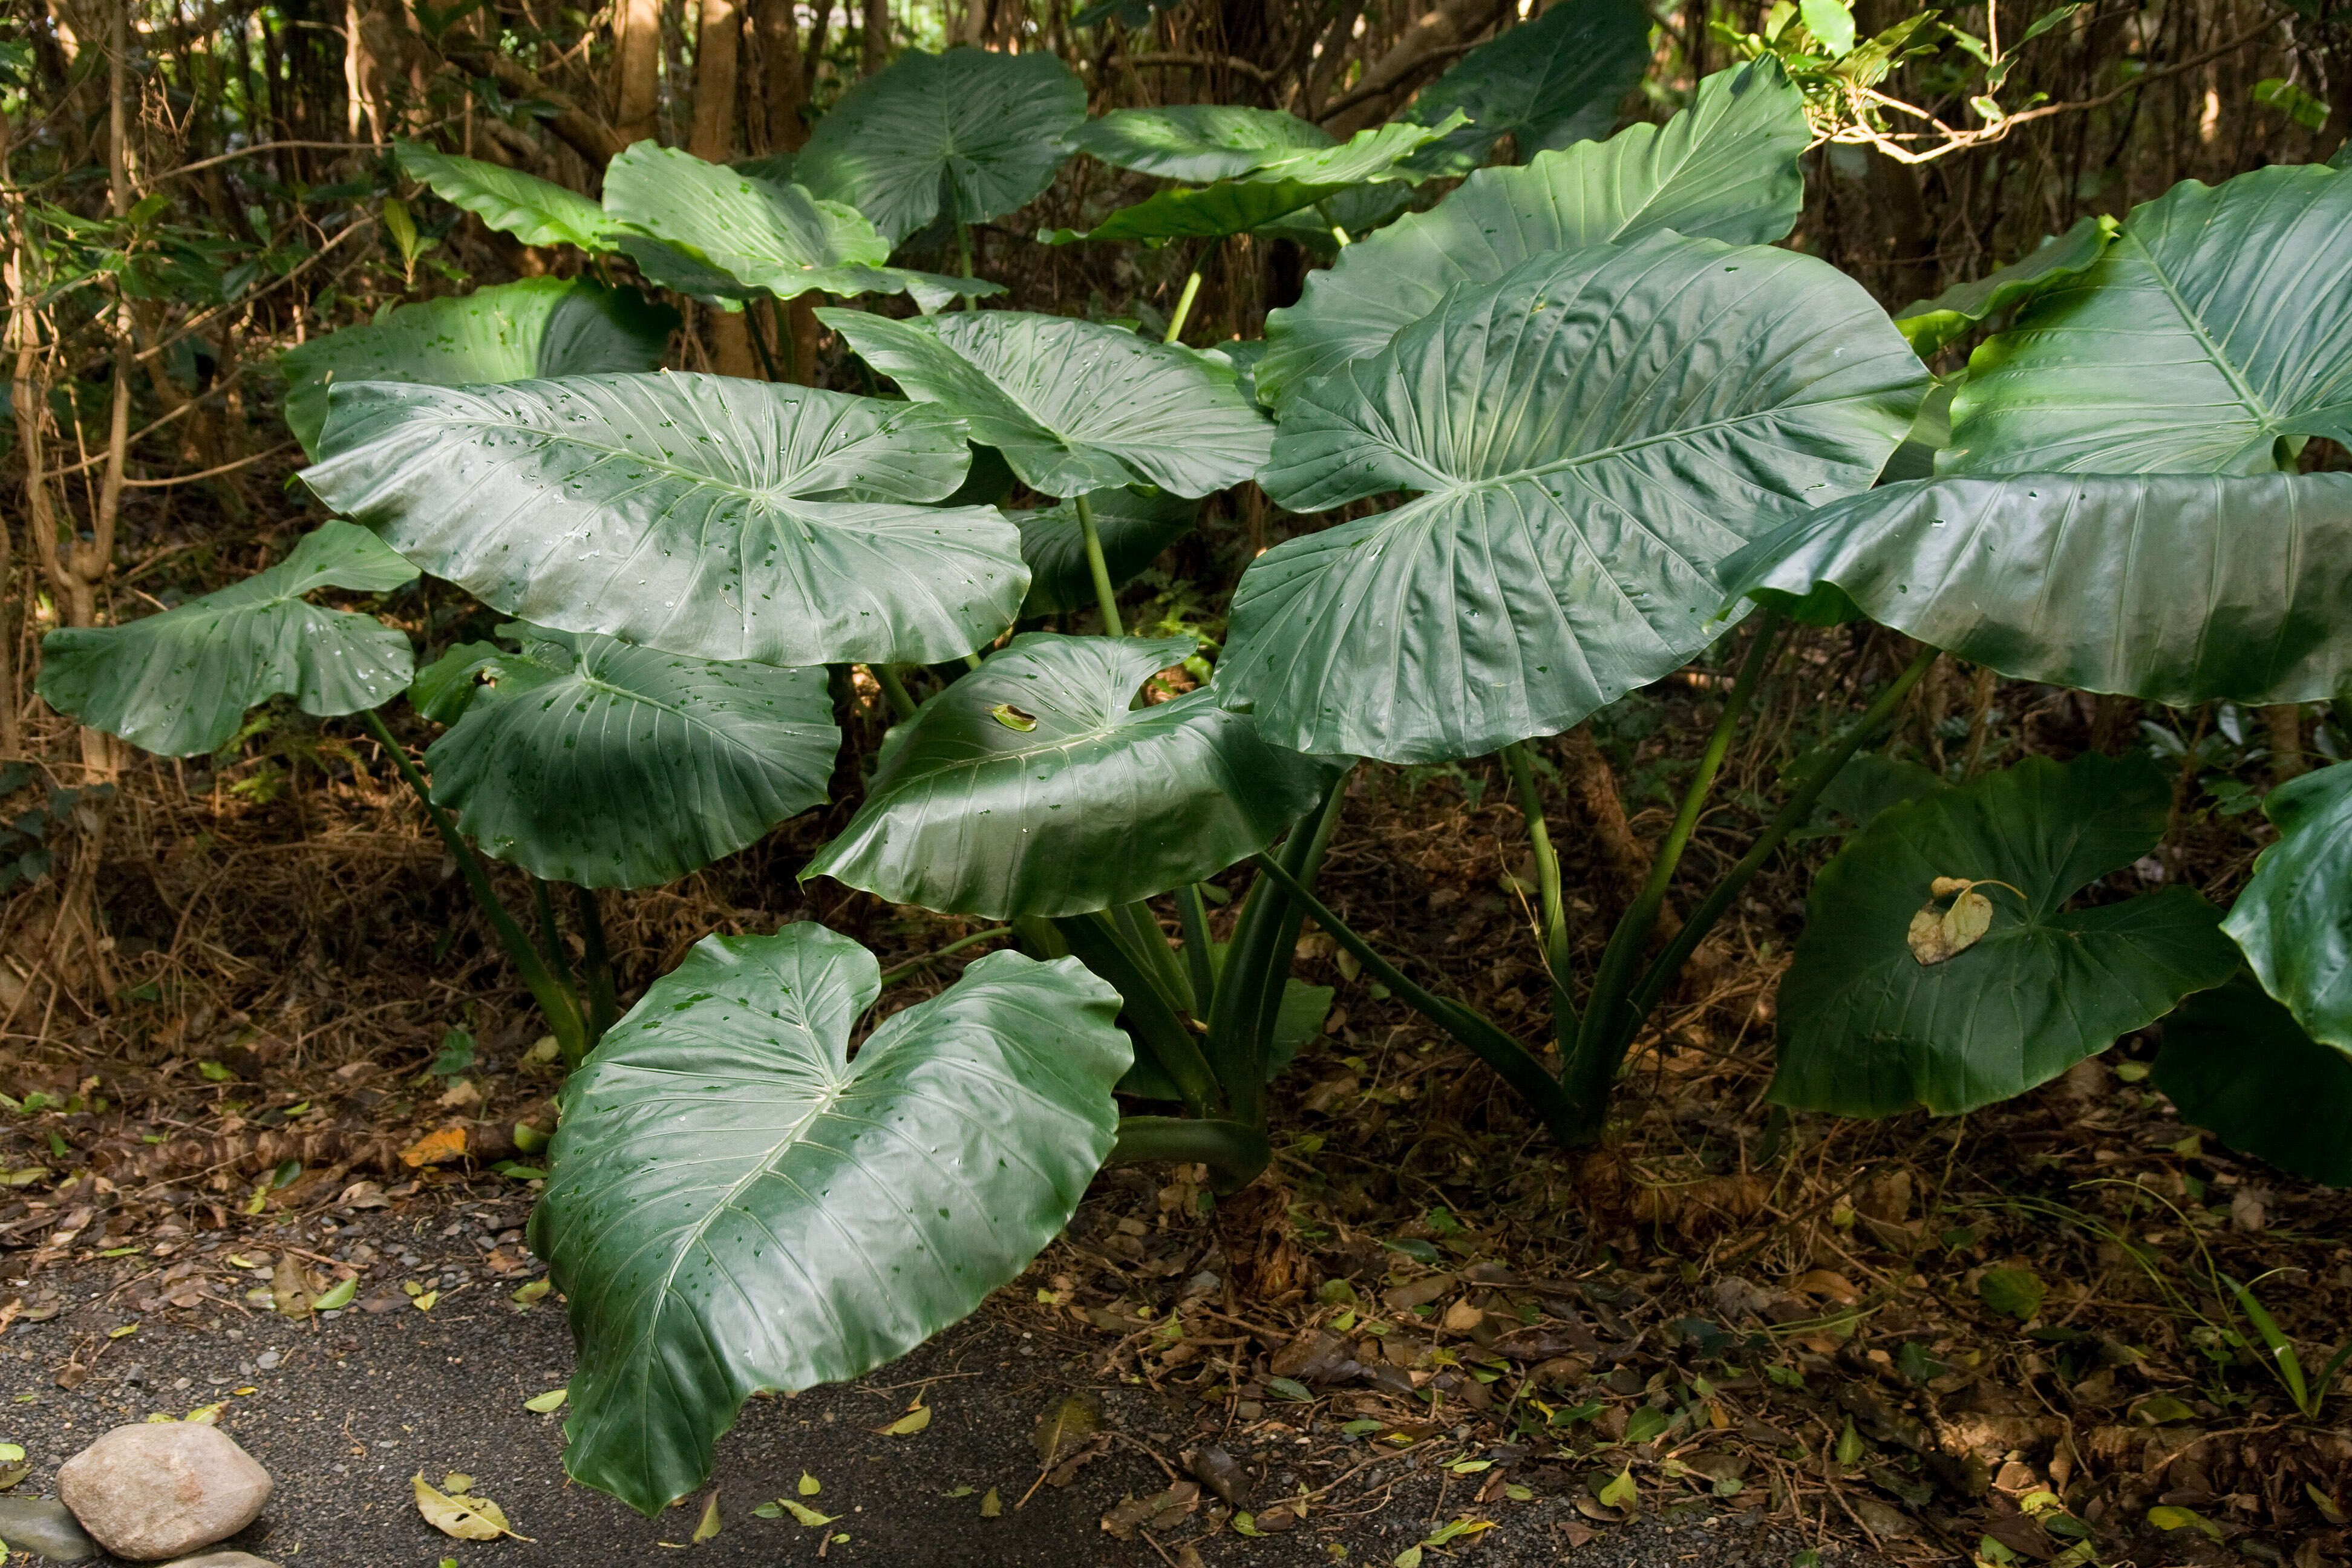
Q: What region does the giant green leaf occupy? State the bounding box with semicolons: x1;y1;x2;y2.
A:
1893;215;2117;358
1011;487;1198;617
301;374;1027;667
1220;236;1924;763
38;521;417;756
1944;165;2352;475
1255;60;1808;403
599;143;993;310
1771;753;2239;1117
393;142;619;250
422;624;837;887
2221;760;2352;1048
817;310;1273;497
277;277;675;456
803;635;1331;918
1722;472;2352;708
2154;978;2352;1187
1039;117;1460;246
1071;105;1330;183
530;924;1126;1514
794;48;1085;244
1400;0;1654;176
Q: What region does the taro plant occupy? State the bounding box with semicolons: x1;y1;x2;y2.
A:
39;22;2352;1516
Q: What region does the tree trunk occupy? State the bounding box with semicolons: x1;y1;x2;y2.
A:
689;0;756;377
861;0;888;77
610;0;664;147
745;0;805;154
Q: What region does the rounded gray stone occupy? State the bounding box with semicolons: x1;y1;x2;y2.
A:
0;1495;99;1561
56;1423;273;1561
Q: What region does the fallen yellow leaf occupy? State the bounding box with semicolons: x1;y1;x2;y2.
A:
400;1126;468;1168
413;1473;532;1541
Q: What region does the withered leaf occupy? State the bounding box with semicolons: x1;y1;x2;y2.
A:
1031;1393;1100;1466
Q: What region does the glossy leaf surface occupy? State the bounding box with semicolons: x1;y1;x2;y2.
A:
818;310;1273;497
302;374;1027;666
2221;760;2352;1048
2154;978;2352;1187
38;521;417;756
1011;488;1198;617
804;635;1331;918
1723;472;2352;707
794;49;1086;243
1945;165;2352;474
394;142;618;250
1223;237;1924;763
1256;60;1809;403
602;143;976;307
1772;754;2238;1117
278;277;674;456
1040;118;1459;244
531;924;1126;1513
423;625;837;887
1893;215;2116;357
1400;0;1653;175
1071;105;1329;182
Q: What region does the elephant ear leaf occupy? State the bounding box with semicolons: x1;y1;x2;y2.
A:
1944;165;2352;475
1039;116;1460;246
1071;105;1330;183
803;633;1332;918
794;48;1086;244
37;521;417;757
1223;234;1923;763
2221;759;2352;1050
600;143;1001;310
278;276;675;457
1771;753;2239;1118
2153;978;2352;1187
1893;214;2116;358
1256;59;1809;403
819;309;1272;497
301;373;1028;667
1400;0;1654;176
394;142;619;252
422;626;837;888
528;925;1127;1514
1723;472;2352;709
1011;487;1199;617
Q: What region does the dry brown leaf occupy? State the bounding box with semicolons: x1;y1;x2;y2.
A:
1031;1393;1100;1467
400;1126;468;1168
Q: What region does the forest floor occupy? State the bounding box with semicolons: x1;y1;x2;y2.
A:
0;634;2344;1567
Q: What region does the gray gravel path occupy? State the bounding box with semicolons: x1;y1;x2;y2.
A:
0;1195;1872;1567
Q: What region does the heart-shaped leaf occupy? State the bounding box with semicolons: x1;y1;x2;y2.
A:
1397;0;1655;176
394;142;619;250
1893;215;2116;358
1011;487;1198;617
277;277;674;456
600;143;995;311
1221;235;1924;763
38;521;417;756
1771;753;2239;1117
803;634;1332;918
2221;760;2352;1049
301;374;1027;667
818;310;1272;497
2154;978;2352;1187
529;924;1126;1513
421;625;837;887
794;48;1086;244
1040;117;1458;246
1944;165;2352;475
1722;472;2352;708
1071;105;1331;183
1255;60;1808;403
